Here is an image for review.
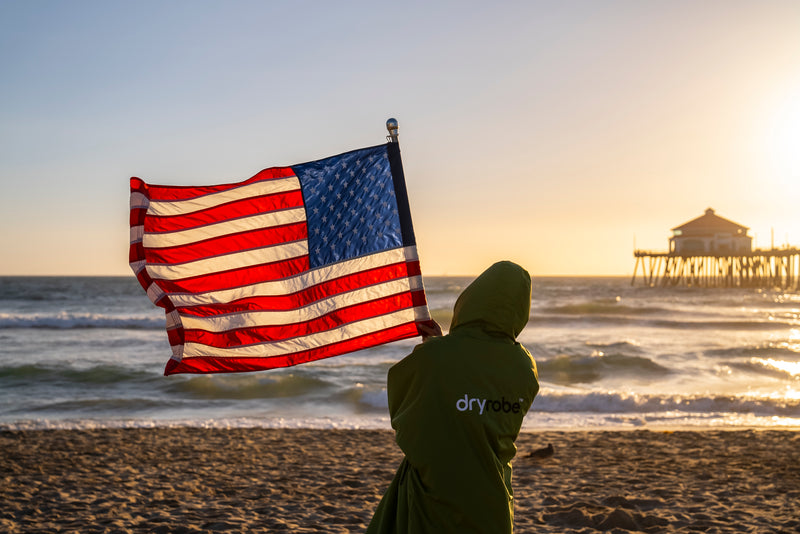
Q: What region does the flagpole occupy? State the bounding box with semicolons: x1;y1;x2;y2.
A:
386;118;399;143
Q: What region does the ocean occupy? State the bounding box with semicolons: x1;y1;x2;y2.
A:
1;275;798;431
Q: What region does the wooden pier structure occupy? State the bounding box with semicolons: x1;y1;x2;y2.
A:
631;248;800;289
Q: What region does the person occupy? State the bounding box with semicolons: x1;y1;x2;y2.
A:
366;260;540;534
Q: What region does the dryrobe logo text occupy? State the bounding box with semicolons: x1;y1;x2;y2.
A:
456;394;524;415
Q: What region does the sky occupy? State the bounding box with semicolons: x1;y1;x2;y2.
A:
1;1;799;277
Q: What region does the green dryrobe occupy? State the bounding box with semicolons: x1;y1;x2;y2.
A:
366;261;540;534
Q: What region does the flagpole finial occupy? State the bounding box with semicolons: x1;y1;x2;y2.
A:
386;118;399;143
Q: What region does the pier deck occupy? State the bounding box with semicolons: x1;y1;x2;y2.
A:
631;248;800;289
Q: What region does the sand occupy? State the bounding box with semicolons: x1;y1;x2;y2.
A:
1;427;798;533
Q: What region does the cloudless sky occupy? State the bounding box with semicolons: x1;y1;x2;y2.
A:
1;0;799;276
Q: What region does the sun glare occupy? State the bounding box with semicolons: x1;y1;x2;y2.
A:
755;358;800;377
761;85;800;186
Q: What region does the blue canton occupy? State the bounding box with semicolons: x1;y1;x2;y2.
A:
293;145;402;269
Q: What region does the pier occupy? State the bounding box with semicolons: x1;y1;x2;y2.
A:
631;248;800;289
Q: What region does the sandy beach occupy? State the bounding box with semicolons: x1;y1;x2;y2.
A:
1;427;798;533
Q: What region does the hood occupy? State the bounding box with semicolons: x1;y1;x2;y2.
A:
450;260;531;340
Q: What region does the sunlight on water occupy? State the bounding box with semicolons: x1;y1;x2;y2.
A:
754;358;800;377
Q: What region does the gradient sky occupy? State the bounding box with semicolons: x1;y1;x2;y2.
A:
1;1;799;276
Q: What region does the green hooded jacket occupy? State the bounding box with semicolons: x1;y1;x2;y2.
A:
366;261;539;534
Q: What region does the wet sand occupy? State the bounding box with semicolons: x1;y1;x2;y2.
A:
2;427;798;533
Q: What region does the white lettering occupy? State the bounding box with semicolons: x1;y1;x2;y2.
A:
456;394;525;415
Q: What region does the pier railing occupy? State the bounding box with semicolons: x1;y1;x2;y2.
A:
631;248;800;289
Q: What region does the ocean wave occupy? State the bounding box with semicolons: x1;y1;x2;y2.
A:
166;373;335;400
0;363;155;385
585;340;643;352
533;390;800;417
704;345;800;360
724;358;800;380
532;314;795;330
0;312;162;330
541;301;666;316
537;353;671;385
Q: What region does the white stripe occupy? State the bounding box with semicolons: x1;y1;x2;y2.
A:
130;259;146;275
146;177;300;217
166;310;182;330
179;277;420;332
181;307;426;358
146;282;165;304
145;240;309;280
142;208;307;249
130;191;149;210
130;225;144;244
168;246;420;307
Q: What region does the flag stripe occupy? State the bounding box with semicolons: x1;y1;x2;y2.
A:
145;240;309;280
164;321;422;374
185;290;428;347
143;208;307;248
144;189;304;234
136;167;296;201
179;277;422;332
146;177;301;217
176;260;421;316
182;307;427;359
144;222;309;265
153;256;312;294
167;248;419;307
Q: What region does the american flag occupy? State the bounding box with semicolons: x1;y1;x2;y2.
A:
129;142;432;375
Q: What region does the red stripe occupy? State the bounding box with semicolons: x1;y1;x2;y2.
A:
144;222;308;265
178;260;422;317
144;190;304;233
167;326;184;347
140;167;296;201
164;321;423;375
184;290;426;347
130;207;147;227
151;256;310;294
129;242;145;264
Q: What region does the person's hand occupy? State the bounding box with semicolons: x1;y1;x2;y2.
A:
419;320;443;341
